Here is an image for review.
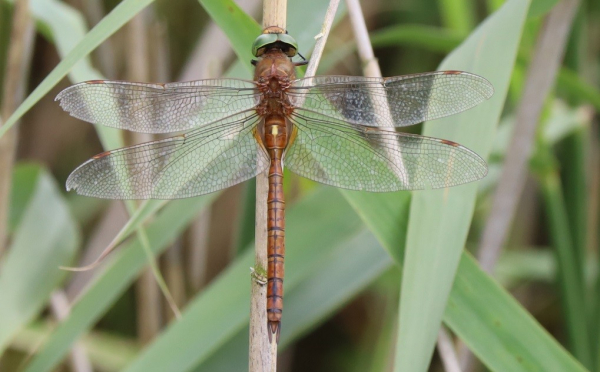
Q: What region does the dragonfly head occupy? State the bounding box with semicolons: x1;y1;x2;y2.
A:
252;33;298;58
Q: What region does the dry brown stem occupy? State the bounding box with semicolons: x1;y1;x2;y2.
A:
0;0;34;257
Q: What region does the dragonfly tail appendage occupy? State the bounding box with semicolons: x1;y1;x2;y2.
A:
268;321;282;343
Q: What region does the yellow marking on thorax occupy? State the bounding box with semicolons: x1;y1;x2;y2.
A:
271;126;279;135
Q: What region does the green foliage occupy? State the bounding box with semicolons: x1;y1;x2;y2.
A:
395;0;530;370
1;0;599;371
0;164;79;353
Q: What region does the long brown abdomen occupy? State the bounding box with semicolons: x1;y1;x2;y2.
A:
264;114;287;342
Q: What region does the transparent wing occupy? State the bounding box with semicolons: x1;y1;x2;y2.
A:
288;71;493;127
66;111;268;199
56;78;259;133
284;109;487;191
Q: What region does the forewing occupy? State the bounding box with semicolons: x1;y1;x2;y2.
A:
56;79;259;133
67;111;268;199
288;72;493;127
284;109;487;191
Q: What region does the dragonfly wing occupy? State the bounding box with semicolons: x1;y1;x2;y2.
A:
67;111;268;199
288;72;493;127
56;78;259;133
284;109;487;191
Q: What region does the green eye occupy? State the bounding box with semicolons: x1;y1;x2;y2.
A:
251;33;299;57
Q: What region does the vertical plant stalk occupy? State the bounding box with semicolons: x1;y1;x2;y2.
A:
250;2;286;370
128;9;162;344
249;1;340;369
126;8;182;341
345;0;408;186
150;17;188;318
0;0;34;256
436;326;462;372
187;210;211;291
302;0;340;79
345;0;381;78
81;0;117;78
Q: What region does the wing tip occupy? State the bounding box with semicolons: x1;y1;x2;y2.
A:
65;173;78;193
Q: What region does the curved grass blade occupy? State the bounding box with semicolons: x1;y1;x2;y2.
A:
0;0;155;140
21;193;216;372
122;187;365;372
196;229;394;371
19;0;304;368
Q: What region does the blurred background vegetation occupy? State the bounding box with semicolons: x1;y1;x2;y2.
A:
0;0;599;371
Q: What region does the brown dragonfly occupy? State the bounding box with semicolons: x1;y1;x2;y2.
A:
56;32;492;341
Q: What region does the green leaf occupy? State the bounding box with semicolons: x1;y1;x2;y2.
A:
12;321;140;372
446;254;587;372
395;0;531;370
8;163;40;231
370;24;462;53
0;163;79;353
22;193;216;372
197;229;394;371
317;0;585;370
123;187;365;372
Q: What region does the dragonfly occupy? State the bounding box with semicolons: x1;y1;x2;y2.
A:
56;31;493;342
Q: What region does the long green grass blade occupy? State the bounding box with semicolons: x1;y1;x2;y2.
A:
394;0;530;370
123;188;363;372
13;321;139;372
21;2;338;369
0;164;79;353
31;0;180;321
560;128;588;288
196;229;394;371
533;142;591;366
21;194;216;372
0;0;154;139
446;254;587;372
370;24;462;53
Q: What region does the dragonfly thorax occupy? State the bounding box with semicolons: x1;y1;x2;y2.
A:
255;49;296;119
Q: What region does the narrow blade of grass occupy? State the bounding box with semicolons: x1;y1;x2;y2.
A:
122;188;364;372
533;141;591;366
21;194;216;372
395;0;530;370
0;0;155;139
445;253;588;372
195;229;394;371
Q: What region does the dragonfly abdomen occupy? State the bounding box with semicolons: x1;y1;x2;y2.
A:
265;114;287;342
